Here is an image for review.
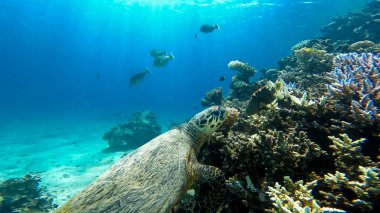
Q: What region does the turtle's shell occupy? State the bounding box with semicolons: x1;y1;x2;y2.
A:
56;129;194;213
56;106;238;213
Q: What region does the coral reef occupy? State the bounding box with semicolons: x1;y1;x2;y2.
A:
211;128;325;177
200;87;224;107
326;53;380;127
190;42;380;213
0;174;56;213
103;111;161;151
294;47;334;74
228;60;257;100
228;60;257;82
349;40;376;52
266;133;380;213
267;176;345;213
314;134;380;212
260;68;279;82
328;134;374;175
321;0;380;43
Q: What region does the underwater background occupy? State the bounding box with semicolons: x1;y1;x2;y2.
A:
0;0;379;212
0;0;371;122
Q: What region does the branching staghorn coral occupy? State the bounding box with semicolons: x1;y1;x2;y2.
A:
316;134;380;212
320;167;380;211
267;176;346;213
326;53;380;126
328;134;374;175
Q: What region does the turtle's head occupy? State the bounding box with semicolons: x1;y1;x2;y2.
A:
187;106;238;138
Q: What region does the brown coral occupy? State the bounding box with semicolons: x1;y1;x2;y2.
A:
0;174;56;212
200;87;224;107
228;60;256;83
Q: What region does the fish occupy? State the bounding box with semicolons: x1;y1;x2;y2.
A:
150;49;167;57
200;24;219;33
129;67;151;86
195;33;199;40
220;76;226;81
97;73;100;80
153;52;175;67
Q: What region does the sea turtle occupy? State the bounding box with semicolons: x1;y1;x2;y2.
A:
55;106;238;213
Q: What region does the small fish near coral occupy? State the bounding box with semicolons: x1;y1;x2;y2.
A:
129;67;151;86
200;24;219;33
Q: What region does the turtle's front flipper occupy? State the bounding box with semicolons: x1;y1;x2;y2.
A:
185;160;228;213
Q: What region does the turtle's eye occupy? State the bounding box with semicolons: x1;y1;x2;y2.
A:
211;110;221;117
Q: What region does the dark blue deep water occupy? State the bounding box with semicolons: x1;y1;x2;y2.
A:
0;0;371;124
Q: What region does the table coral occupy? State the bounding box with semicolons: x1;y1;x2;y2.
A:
228;60;256;83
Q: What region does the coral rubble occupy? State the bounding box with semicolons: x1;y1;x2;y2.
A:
103;111;161;151
0;174;56;213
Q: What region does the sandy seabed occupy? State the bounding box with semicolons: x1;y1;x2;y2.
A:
0;114;128;205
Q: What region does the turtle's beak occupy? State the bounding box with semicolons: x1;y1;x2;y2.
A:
219;107;239;131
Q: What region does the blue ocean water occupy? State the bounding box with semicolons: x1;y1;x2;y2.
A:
0;0;370;124
0;0;373;207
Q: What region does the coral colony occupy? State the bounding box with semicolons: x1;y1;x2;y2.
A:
175;2;380;212
327;53;380;124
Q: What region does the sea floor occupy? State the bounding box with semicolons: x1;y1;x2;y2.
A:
0;112;137;206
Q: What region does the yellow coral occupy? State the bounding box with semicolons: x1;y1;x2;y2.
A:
267;176;346;213
294;47;327;62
